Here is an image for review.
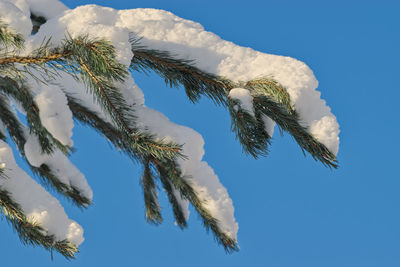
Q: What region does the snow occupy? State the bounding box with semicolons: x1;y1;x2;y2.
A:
116;8;339;154
229;88;255;116
25;4;338;153
18;72;93;201
0;140;84;245
33;81;74;147
0;0;340;248
132;92;239;238
309;115;340;155
0;0;31;38
24;133;93;201
57;74;113;121
24;0;67;19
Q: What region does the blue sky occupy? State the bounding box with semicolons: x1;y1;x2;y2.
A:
1;0;400;266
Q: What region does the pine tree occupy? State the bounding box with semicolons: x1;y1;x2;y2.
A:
0;1;339;259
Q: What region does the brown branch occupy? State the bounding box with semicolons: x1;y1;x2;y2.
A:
0;51;71;65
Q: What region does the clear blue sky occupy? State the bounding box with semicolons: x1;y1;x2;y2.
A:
1;0;399;266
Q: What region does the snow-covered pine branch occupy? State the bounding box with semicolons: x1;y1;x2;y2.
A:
0;0;339;258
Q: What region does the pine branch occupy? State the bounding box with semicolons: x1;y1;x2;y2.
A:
60;36;184;161
67;96;191;227
66;95;183;162
227;98;271;158
0;22;338;257
141;159;162;224
0;21;24;49
152;157;238;253
67;96;192;228
244;79;294;114
66;96;127;150
0;36;182;161
252;94;337;168
0;38;66;80
0;76;72;155
129;40;338;166
0;93;24;146
67;96;191;225
130;36;231;105
157;171;188;229
0;92;91;207
31;164;92;207
0;52;68;65
0;185;78;259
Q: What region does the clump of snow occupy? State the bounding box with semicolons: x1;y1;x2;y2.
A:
23;0;67;19
309;115;340;155
46;151;93;201
1;0;68;38
24;133;47;167
261;115;276;137
25;5;133;66
229;88;255;116
33;82;74;147
6;0;30;17
0;0;31;38
0;140;84;245
24;133;93;201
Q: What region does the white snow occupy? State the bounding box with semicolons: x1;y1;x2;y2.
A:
24;133;93;201
0;140;84;245
5;0;67;19
24;133;48;167
33;82;74;147
115;8;340;154
132;89;239;239
309;115;340;155
228;89;276;137
0;0;340;247
6;0;30;17
262;115;276;137
0;0;31;38
24;0;67;19
229;88;255;116
25;4;339;153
